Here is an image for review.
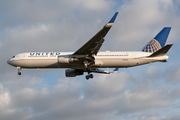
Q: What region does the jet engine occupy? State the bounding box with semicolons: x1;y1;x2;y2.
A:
65;69;84;77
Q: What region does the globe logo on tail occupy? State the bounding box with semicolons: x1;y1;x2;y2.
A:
141;39;161;53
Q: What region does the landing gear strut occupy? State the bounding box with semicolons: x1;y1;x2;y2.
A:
17;67;21;75
86;74;93;80
83;60;91;71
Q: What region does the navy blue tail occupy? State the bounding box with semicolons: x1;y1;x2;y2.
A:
141;27;171;53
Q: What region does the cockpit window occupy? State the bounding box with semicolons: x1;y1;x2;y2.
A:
12;56;15;58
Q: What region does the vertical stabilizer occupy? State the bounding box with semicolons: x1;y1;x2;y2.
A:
141;27;171;53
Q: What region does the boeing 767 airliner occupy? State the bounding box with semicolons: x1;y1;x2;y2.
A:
7;12;173;80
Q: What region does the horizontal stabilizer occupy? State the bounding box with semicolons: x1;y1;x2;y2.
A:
148;44;173;57
161;60;167;62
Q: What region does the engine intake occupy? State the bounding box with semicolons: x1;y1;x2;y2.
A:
65;69;84;77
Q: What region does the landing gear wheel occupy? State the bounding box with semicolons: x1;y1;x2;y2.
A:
89;74;93;78
86;75;89;80
17;67;22;75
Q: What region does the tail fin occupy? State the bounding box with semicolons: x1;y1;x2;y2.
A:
141;27;171;53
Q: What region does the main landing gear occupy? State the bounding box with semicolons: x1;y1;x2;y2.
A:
83;59;95;80
17;67;21;75
86;74;93;80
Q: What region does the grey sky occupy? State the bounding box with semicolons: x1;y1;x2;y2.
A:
0;0;180;120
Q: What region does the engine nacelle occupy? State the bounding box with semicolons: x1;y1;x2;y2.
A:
65;69;84;77
58;57;69;63
58;56;78;64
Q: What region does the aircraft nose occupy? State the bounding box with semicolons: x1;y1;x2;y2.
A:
7;58;17;67
7;58;12;65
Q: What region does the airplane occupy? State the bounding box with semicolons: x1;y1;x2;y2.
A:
7;12;173;80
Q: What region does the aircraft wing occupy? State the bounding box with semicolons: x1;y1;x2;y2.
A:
72;12;118;56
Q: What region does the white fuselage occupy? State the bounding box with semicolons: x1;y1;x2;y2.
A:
7;51;168;69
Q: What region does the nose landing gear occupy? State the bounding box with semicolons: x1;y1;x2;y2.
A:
17;67;21;75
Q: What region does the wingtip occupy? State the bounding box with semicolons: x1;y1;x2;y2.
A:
164;27;171;29
108;12;119;23
113;68;119;73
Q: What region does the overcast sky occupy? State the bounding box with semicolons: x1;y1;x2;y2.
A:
1;0;180;120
